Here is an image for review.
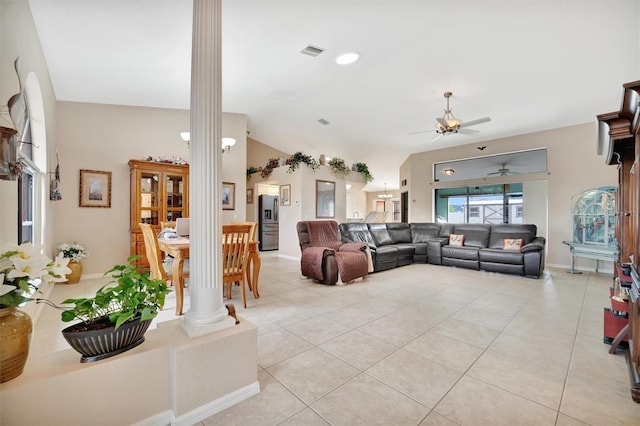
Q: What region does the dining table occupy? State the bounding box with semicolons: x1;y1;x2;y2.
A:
158;236;261;315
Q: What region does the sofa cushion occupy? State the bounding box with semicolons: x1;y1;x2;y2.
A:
488;224;537;249
387;223;412;243
479;248;523;265
339;223;375;245
449;234;465;246
503;238;523;251
410;223;442;243
452;224;491;248
439;223;456;238
442;245;479;261
368;223;394;246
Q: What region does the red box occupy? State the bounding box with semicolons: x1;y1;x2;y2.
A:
603;308;629;344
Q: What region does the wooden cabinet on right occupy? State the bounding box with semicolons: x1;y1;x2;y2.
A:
597;80;640;403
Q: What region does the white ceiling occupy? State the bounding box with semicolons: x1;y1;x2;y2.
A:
27;0;640;191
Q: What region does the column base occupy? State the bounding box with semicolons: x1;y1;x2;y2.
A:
179;315;236;337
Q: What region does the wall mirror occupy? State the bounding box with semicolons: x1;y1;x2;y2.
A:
316;180;335;218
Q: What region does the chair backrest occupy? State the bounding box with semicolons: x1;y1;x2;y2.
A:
230;221;258;242
139;223;167;281
161;221;176;229
222;224;252;280
296;220;341;251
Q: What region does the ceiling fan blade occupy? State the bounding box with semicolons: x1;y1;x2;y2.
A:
408;129;436;135
460;117;491;128
457;128;479;135
432;133;444;142
435;117;449;128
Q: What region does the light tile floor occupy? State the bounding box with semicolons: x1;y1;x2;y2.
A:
32;254;640;425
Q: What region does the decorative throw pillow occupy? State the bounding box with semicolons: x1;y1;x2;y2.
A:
503;238;523;251
449;234;464;246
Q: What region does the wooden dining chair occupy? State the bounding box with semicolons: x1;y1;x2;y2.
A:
229;221;259;295
139;223;189;314
161;221;176;229
222;223;252;309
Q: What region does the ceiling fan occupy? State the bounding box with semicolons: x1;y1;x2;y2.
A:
409;91;491;142
487;163;520;176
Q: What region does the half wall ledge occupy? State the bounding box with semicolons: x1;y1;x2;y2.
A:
0;317;259;426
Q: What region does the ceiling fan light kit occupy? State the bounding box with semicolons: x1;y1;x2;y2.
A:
409;91;491;141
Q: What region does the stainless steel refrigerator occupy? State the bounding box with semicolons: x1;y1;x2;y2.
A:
258;195;279;251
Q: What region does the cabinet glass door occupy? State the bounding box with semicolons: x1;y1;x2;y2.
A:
166;174;185;222
140;173;159;224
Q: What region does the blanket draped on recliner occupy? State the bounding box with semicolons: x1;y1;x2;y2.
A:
304;221;368;283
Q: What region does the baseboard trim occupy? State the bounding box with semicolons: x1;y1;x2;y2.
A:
173;381;260;426
132;410;174;426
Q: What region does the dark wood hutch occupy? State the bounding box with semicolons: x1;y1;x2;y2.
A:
597;80;640;403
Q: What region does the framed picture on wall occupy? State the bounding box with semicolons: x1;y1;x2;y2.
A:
222;181;235;210
79;169;112;208
280;184;291;206
316;180;335;218
246;188;254;204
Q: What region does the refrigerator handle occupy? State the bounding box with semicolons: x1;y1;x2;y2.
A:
274;198;278;221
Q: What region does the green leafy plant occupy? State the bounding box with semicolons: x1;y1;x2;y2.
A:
354;162;374;183
286;152;319;174
246;166;261;180
39;256;170;330
328;157;351;177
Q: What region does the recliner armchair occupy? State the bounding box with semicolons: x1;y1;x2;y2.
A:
297;220;370;285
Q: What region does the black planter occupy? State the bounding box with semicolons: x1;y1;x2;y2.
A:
62;317;152;363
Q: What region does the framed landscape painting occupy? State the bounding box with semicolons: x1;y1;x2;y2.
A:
280;184;291;206
222;182;235;210
79;169;111;208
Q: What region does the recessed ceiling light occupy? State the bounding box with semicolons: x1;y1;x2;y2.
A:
335;52;360;65
443;169;455;176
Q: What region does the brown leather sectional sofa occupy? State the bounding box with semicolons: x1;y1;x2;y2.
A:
338;222;546;279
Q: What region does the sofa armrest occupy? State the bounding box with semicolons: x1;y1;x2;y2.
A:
339;242;367;253
521;237;545;253
427;238;448;265
301;247;337;284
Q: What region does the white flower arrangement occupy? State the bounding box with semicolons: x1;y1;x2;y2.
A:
57;242;89;261
0;242;71;307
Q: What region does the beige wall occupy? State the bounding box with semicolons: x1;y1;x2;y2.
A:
0;0;57;251
400;122;617;269
55;102;247;275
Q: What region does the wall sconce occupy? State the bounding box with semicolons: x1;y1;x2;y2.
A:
180;132;236;153
443;168;455;176
221;137;236;154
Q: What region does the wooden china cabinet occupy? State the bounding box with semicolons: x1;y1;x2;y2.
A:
129;159;189;267
597;80;640;403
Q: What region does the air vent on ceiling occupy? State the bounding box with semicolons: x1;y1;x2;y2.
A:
317;118;330;126
300;44;325;57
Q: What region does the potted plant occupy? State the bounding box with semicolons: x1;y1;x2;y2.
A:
39;256;170;363
57;242;88;284
328;157;351;177
353;162;374;183
286;152;319;173
0;242;70;382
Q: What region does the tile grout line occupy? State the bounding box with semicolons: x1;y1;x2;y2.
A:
554;270;592;426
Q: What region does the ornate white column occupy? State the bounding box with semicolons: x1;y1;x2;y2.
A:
181;0;235;335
